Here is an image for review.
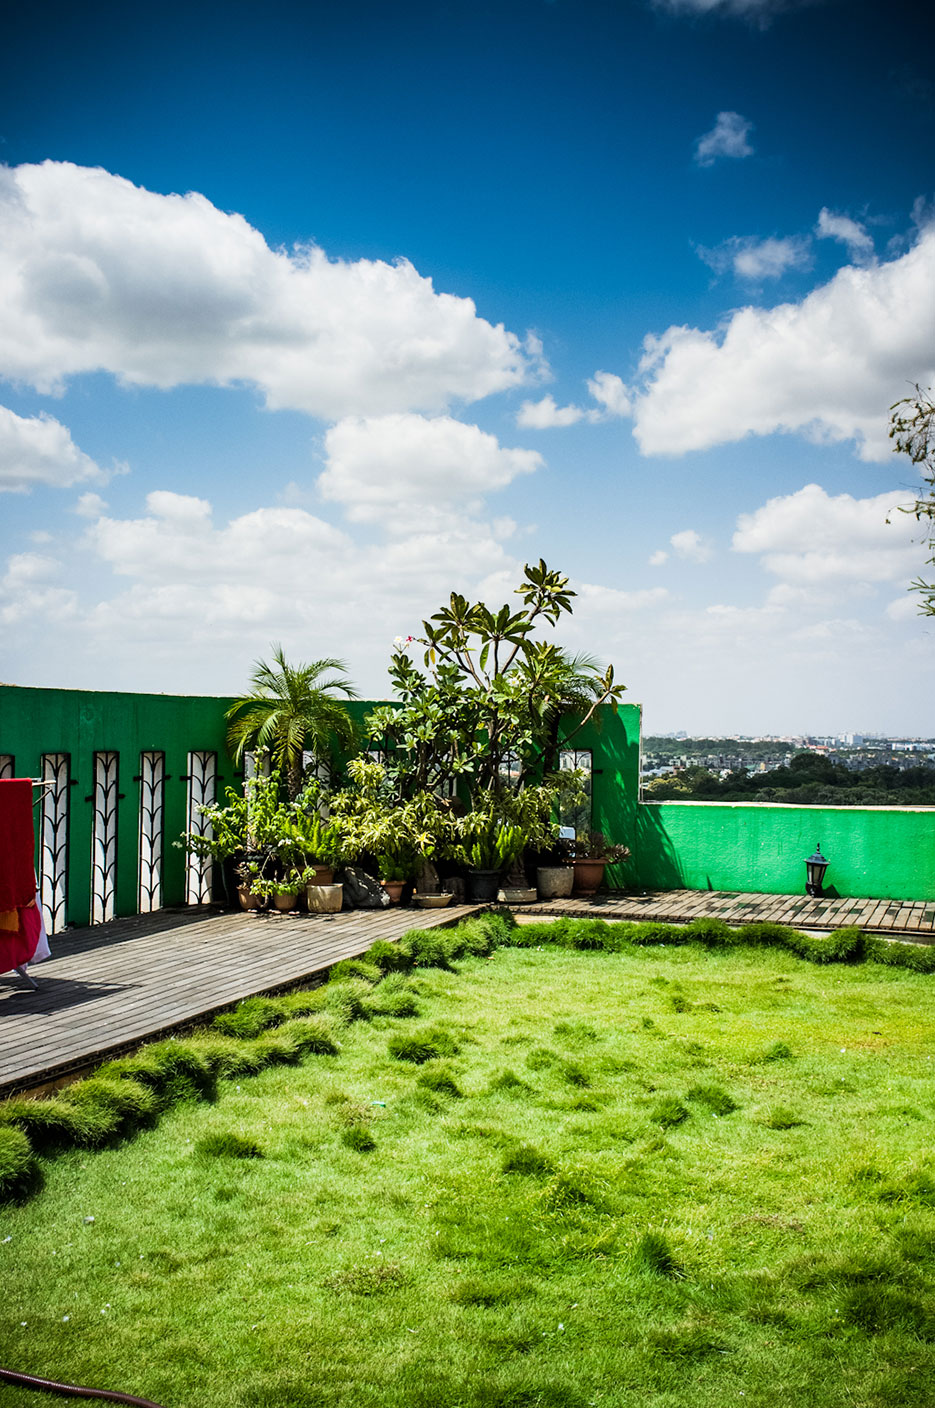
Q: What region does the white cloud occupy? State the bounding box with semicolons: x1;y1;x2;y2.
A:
670;528;714;563
699;234;811;281
516;372;633;429
0;404;106;493
632;223;935;459
649;549;669;567
732;483;924;585
516;395;587;428
653;0;794;16
0;161;534;418
318;414;542;532
816;207;875;261
587;371;633;418
74;491;108;517
693;112;754;167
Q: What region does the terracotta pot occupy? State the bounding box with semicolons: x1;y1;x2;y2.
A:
572;859;606;896
381;880;406;905
237;887;266;911
306;864;335;886
306;882;343;913
273;892;299;912
536;866;574;900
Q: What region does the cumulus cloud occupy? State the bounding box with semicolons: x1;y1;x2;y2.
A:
693;112;754;167
670;528;714;563
699;234;811;281
516;373;633;430
0;404;107;493
649;549;669;567
815;207;875;261
318;414;541;532
732;483;924;586
632;223;935;459
587;371;633;417
516;395;587;429
0;161;533;418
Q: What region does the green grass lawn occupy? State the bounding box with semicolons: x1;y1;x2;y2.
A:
2;931;935;1408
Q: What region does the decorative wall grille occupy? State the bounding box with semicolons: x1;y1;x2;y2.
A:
138;751;165;914
0;754;15;780
90;751;119;925
185;751;217;904
39;753;70;934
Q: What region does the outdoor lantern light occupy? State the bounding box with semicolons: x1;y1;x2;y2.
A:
805;842;830;898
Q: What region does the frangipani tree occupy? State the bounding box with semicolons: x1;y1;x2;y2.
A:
226;645;358;799
366;560;624;810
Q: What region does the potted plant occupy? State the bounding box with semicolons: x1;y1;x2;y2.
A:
572;831;630;896
456;813;526;903
536;835;575;900
250;871;305;912
377;852;416;905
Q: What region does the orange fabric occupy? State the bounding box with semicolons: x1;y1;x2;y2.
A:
0;909;20;931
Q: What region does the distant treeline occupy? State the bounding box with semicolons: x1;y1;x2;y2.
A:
643;751;935;808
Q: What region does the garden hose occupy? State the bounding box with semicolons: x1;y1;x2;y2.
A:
0;1366;164;1407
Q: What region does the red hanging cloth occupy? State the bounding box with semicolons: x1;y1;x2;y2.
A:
0;779;37;911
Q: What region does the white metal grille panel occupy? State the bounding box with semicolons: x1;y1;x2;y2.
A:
91;751;119;926
39;753;69;935
185;751;217;904
138;751;165;913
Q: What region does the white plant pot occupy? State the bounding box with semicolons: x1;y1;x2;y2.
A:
536;866;574;900
306;882;343;913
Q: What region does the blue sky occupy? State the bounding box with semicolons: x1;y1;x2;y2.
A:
1;0;933;734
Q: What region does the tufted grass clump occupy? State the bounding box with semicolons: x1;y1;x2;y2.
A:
195;1130;264;1159
651;1095;689;1128
761;1104;804;1130
361;940;415;974
328;958;383;985
341;1123;376;1152
0;1125;38;1200
687;1083;738;1116
633;1230;682;1278
213;996;285;1039
501;1143;554;1177
416;1063;463;1098
388;1025;460;1064
364;972;420;1018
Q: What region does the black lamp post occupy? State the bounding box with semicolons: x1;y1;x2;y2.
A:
805;843;829;898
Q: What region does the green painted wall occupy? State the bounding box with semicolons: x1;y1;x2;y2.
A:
0;685;237;925
3;684;931;919
560;703;643;889
633;800;935;902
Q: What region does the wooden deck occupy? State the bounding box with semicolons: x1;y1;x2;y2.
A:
510;888;935;936
0;903;482;1098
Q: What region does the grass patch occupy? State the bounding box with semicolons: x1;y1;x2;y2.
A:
3;916;935;1407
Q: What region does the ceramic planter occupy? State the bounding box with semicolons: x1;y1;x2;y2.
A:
381;880;406;905
536;866;574;900
272;892;299;912
572;859;606;896
306;882;343;913
414;893;453;909
306;864;335;886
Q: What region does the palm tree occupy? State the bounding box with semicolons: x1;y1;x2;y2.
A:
226;646;358;799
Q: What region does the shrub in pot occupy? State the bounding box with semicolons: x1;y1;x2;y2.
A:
572;831;631;896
